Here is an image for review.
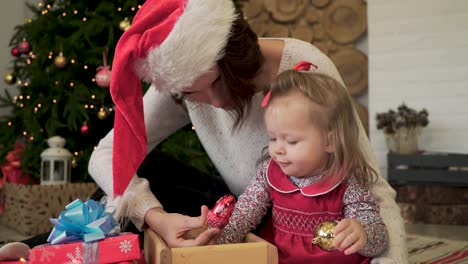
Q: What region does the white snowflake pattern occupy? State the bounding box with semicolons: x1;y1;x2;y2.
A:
119;240;133;253
65;246;83;264
38;247;55;262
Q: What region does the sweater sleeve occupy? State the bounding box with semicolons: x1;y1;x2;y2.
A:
217;160;271;244
88;85;190;229
343;176;389;257
285;38;408;263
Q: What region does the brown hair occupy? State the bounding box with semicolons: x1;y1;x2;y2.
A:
216;7;264;129
172;4;264;129
262;71;378;186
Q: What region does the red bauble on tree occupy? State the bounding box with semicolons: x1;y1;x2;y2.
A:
80;122;89;134
18;39;32;54
95;49;111;88
96;66;111;88
11;47;21;57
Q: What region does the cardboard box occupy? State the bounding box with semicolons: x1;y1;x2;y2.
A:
144;228;278;264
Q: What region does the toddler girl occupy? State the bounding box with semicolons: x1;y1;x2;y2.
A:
217;61;389;264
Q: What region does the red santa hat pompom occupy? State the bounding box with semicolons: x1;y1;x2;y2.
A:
110;0;236;196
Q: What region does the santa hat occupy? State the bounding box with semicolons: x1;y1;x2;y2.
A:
111;0;236;196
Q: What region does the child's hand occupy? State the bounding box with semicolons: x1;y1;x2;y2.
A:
333;218;367;255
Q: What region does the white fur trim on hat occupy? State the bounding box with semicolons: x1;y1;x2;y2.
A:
135;0;236;94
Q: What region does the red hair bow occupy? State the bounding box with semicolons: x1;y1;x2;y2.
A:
292;61;318;71
261;61;318;108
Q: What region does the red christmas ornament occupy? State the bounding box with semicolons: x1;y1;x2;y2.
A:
10;47;21;57
18;40;32;54
207;194;236;229
0;142;31;186
95;49;111;88
96;66;112;88
80;123;89;134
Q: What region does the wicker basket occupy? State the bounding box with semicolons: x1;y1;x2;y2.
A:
0;182;97;236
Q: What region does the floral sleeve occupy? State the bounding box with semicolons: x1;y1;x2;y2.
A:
216;160;271;244
343;176;389;257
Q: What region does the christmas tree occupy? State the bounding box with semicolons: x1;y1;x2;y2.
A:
0;0;216;183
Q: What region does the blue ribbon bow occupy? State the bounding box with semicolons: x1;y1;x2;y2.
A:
47;199;119;245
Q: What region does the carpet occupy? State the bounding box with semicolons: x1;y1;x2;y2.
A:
408;234;468;263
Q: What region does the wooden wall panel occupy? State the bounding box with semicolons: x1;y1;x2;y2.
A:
241;0;370;133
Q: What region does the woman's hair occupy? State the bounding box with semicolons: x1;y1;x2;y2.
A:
216;5;264;129
261;70;378;186
172;3;264;129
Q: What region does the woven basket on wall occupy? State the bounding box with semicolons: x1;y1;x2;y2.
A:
0;182;97;236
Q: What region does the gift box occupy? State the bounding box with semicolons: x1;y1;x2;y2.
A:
144;228;278;264
29;233;141;264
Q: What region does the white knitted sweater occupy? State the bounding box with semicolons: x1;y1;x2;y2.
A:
88;38;407;263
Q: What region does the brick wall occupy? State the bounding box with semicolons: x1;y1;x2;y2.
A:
368;0;468;177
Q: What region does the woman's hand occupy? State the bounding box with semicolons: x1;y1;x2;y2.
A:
144;205;220;248
333;218;367;255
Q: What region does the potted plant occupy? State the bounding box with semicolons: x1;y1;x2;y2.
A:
376;103;429;154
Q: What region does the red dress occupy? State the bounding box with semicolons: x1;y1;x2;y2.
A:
262;160;371;264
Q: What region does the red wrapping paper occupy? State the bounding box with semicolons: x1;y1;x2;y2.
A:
29;233;141;264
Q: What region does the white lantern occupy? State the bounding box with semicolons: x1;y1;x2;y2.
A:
40;136;72;185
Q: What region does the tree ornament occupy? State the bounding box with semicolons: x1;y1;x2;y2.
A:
11;47;21;57
18;39;32;54
95;67;111;88
97;108;108;120
3;73;16;85
71;157;78;168
95;49;111;88
207;194;236;229
312;221;338;251
2;143;31;185
80;122;89;134
119;17;131;31
54;52;67;68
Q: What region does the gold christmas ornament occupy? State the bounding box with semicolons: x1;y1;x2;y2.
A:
119;17;131;31
3;73;16;85
97;109;108;120
71;157;78;168
54;52;67;68
312;221;338;251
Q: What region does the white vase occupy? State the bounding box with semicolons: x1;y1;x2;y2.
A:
385;127;420;154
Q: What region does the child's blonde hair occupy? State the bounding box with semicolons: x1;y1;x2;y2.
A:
263;70;378;186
